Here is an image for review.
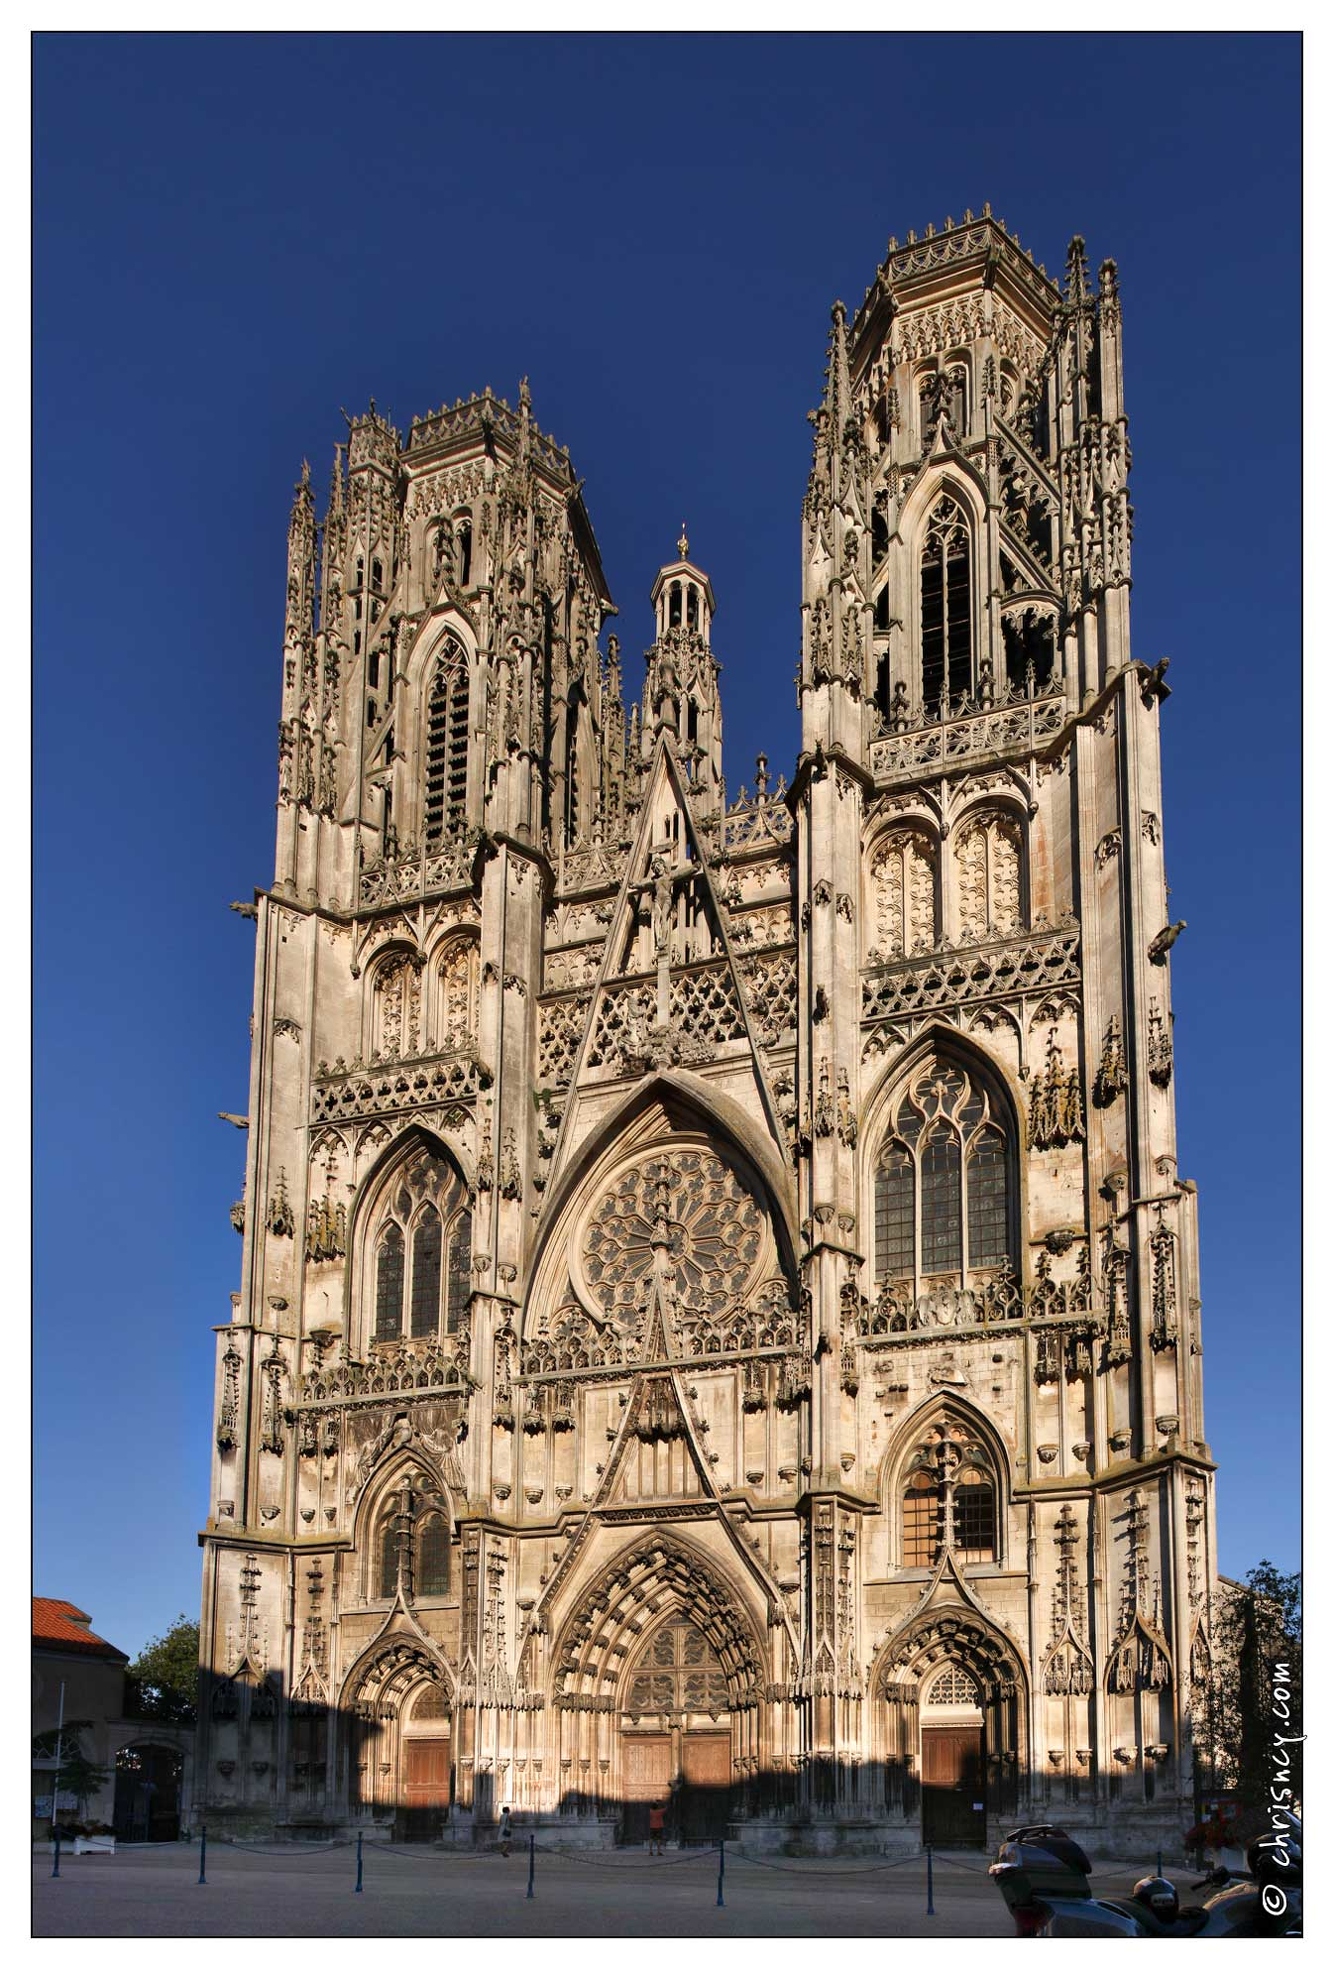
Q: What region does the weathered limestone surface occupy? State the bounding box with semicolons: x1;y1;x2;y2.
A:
198;214;1216;1858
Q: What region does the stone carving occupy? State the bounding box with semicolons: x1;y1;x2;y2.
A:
1029;1030;1085;1148
537;993;592;1084
266;1168;296;1238
954;811;1022;941
869;828;937;957
1150;1211;1178;1351
1147;1002;1173;1086
582;1149;763;1324
862;924;1079;1025
306;1192;347;1262
217;1343;242;1452
1092;1015;1126;1107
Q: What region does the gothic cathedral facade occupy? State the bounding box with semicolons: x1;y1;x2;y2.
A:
199;213;1217;1854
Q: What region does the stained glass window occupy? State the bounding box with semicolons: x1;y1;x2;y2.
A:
369;1150;469;1347
375;1224;405;1341
446;1212;471;1335
417;1515;450;1598
410;1211;442;1339
874;1056;1013;1290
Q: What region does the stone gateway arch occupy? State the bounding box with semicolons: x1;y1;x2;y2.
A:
197;213;1217;1857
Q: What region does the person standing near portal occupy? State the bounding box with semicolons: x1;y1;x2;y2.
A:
648;1799;666;1856
498;1806;512;1857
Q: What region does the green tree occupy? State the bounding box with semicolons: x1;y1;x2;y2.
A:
32;1721;110;1823
1196;1562;1301;1820
124;1616;200;1726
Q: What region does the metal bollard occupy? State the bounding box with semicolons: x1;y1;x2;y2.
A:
51;1828;61;1879
926;1842;935;1916
355;1830;363;1893
716;1837;725;1907
1156;1848;1163;1879
198;1823;207;1886
527;1832;535;1899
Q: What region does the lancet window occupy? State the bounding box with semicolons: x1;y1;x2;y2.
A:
954;810;1024;942
868;827;938;959
874;1055;1013;1291
370;1147;472;1345
920;496;972;712
424;637;470;845
373;1484;451;1599
900;1416;998;1568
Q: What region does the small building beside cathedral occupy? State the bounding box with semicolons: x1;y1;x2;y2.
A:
198;211;1217;1855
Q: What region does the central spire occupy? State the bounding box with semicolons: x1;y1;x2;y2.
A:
642;533;723;814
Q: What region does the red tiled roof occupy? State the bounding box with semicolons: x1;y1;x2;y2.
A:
32;1598;128;1661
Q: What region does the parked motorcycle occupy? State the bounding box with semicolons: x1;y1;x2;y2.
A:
989;1817;1302;1936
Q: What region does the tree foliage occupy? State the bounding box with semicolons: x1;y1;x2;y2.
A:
1196;1562;1302;1816
124;1616;200;1726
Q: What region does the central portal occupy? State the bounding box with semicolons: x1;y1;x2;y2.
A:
619;1617;733;1845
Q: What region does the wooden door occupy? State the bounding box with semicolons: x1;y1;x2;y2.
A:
621;1733;671;1845
679;1733;731;1844
920;1725;985;1848
401;1738;450;1840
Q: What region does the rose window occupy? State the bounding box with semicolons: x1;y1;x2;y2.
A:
581;1148;764;1321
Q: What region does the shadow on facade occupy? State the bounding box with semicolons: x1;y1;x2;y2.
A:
192;1666;1178;1851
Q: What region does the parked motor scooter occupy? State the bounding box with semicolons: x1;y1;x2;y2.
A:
988;1817;1302;1936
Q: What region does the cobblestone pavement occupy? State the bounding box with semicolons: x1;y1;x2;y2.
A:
33;1839;1023;1938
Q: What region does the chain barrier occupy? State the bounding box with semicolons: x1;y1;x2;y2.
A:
930;1851;992;1875
531;1844;714;1869
730;1849;924;1876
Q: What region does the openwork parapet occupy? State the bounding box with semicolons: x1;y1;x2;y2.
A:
312;1050;490;1123
862;923;1080;1022
357;837;479;909
869;684;1066;785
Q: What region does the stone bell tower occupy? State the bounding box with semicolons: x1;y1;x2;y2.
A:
791;209;1214;1845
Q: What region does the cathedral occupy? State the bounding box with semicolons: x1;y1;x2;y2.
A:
198;210;1218;1855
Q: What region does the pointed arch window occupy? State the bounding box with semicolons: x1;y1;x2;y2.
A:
920;496;972;714
369;1147;472;1345
899;1417;997;1568
874;1055;1013;1293
373;1486;451;1601
425;639;470;845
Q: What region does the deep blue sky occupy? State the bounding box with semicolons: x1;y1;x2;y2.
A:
33;31;1300;1657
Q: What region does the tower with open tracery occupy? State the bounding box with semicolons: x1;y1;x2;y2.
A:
199;210;1216;1859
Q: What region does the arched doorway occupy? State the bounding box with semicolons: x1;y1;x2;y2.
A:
919;1663;986;1848
342;1642;454;1837
876;1608;1025;1849
113;1742;183;1842
620;1616;733;1845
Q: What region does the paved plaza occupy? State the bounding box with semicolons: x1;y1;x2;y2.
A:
31;1838;1189;1939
